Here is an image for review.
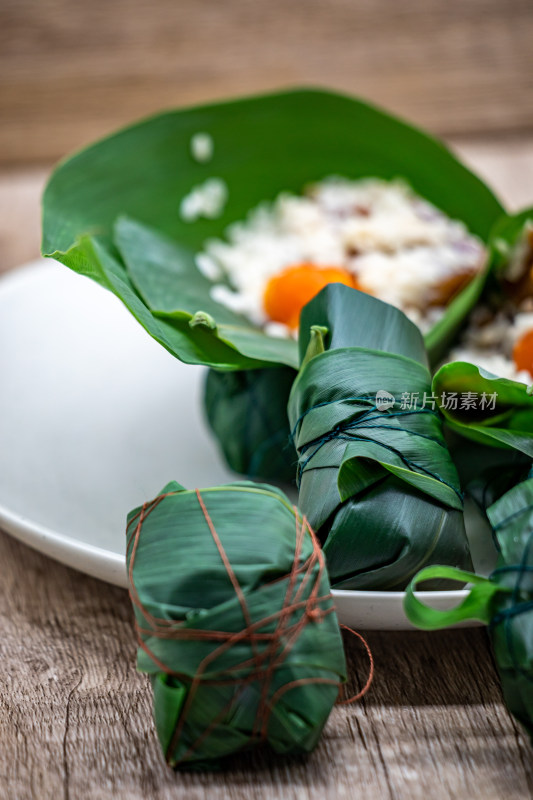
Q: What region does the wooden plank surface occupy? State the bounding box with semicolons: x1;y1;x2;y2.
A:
1;0;533;165
1;530;532;800
1;140;533;797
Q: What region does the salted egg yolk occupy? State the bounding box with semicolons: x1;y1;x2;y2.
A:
263;263;361;329
513;329;533;377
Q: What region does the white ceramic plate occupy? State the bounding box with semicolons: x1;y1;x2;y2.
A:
0;261;491;628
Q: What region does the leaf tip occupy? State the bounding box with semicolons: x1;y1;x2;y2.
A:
301;325;329;368
189;310;217;331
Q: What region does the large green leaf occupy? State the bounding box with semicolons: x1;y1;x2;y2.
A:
126;480;346;768
287;284;471;590
114;216;297;366
42;87;504;370
61;232;266;368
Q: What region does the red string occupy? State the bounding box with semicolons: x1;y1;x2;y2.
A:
336;625;374;705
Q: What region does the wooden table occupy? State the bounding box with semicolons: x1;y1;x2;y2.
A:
2;1;533;790
2;0;533;165
1;142;533;799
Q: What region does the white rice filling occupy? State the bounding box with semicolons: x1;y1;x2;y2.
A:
198;177;484;334
180;177;228;222
190;132;214;163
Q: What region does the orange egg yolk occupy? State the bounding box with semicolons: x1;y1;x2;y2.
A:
513;329;533;377
263;263;364;329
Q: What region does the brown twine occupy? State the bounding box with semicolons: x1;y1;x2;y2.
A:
336;626;375;705
127;488;374;765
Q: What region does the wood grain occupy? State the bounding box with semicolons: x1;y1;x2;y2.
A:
1;0;533;165
1;529;532;800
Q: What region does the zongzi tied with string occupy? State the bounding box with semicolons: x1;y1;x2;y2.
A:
404;470;533;742
126;480;347;769
287;284;472;590
199;176;494;481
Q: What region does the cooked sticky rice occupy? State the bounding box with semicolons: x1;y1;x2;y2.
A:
448;221;533;384
196;177;484;338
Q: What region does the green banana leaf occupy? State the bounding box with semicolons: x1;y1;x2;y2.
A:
404;473;533;742
126;480;346;769
42;87;504;372
204;366;297;483
287;284;472;590
432;361;533;455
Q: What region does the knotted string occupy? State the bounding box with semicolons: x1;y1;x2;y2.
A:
290;395;462;503
127;488;374;765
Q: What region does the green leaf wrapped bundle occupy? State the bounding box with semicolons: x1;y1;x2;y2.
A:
287;284;472;590
204;366;297;483
126;480;346;769
404;472;533;742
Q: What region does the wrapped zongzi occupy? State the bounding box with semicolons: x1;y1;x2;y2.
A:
404;472;533;742
127;480;347;769
287;284;472;590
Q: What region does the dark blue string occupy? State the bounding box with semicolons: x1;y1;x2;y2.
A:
290;395;376;439
490;600;533;627
291;397;462;502
491;565;533;577
490;529;533;684
492;502;533;531
290;395;440;441
350;419;448;449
